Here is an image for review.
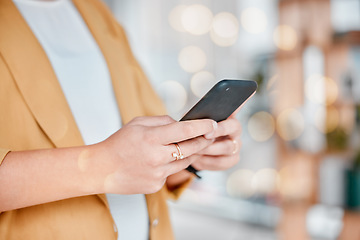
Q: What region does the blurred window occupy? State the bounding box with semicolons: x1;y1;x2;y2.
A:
299;46;326;153
331;0;360;32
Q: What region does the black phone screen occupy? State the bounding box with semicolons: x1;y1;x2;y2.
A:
180;79;257;122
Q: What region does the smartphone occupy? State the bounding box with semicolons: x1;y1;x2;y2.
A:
180;79;257;178
180;79;257;122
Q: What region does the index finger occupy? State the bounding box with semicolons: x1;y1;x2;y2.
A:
152;119;217;144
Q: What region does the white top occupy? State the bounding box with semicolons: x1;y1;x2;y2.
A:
13;0;149;239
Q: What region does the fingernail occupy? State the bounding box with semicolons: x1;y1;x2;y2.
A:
212;121;218;131
204;121;217;139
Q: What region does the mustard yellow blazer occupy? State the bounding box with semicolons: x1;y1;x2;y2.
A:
0;0;188;239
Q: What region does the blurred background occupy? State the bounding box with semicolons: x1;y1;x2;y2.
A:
102;0;360;239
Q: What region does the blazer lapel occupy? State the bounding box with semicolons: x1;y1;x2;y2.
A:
72;0;148;124
0;0;84;148
71;0;168;212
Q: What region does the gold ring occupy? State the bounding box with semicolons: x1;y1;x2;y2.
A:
232;139;239;154
172;143;184;161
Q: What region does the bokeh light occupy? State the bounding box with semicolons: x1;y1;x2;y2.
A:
227;169;255;198
156;80;187;114
241;7;268;34
212;12;239;38
190;71;217;98
276;108;305;141
178;46;207;73
273;25;298;51
169;5;187;32
211;12;239;47
278;162;313;200
248;111;275;142
324;77;339;105
305;75;339;106
252;168;279;195
210;31;238;47
314;107;340;134
305;74;326;105
181;4;213;35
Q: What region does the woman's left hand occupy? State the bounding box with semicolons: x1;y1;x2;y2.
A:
189;115;242;171
166;114;241;190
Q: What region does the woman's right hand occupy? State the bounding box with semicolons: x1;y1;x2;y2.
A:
88;115;217;195
0;115;217;211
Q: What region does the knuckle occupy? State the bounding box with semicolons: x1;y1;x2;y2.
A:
131;116;145;124
161;115;175;124
127;124;144;136
142;129;158;144
147;156;162;167
141;148;161;167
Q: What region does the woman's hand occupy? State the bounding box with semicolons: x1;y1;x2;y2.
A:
189;115;242;171
0;115;217;211
166;115;242;190
90;115;217;195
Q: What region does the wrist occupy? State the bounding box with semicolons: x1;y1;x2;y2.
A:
77;144;109;195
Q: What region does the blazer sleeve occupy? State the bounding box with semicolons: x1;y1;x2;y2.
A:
0;149;10;166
